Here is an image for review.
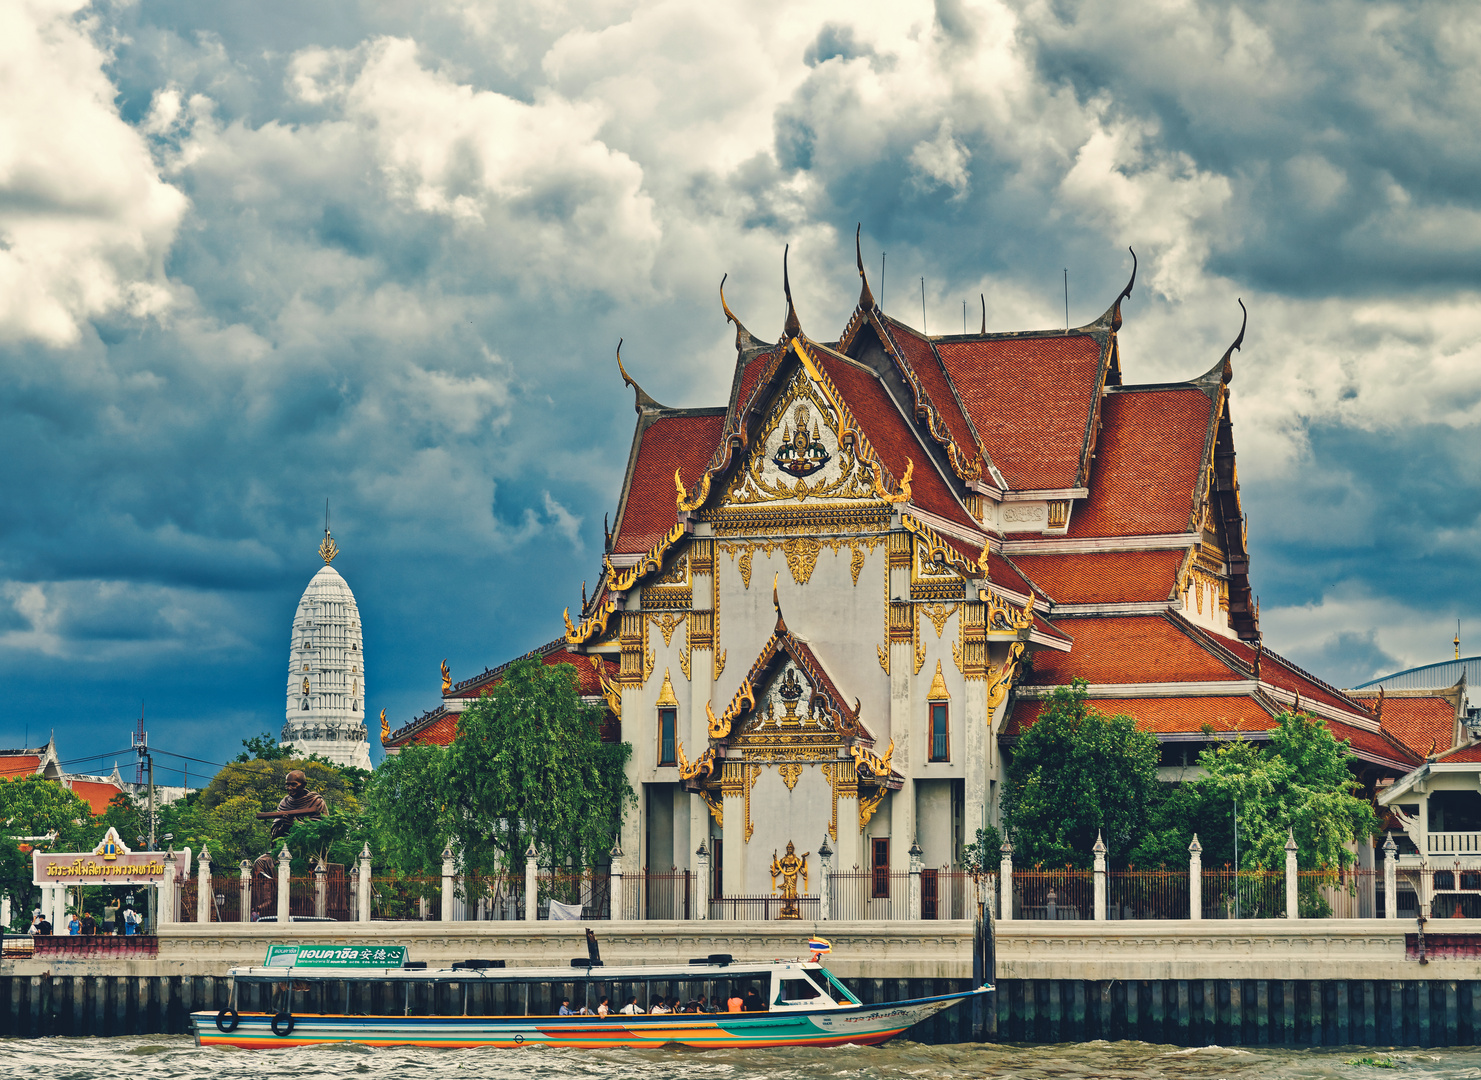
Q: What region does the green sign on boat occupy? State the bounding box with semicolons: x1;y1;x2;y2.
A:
264;944;408;968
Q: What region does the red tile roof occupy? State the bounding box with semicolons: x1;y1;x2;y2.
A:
885;321;982;474
613;412;725;554
0;755;41;778
1011;550;1185;604
67;780;124;816
1020;614;1237;686
1211;633;1364;715
399;709;458;748
732;349;778;425
1373;697;1460;759
936;333;1105;491
1006;695;1275;737
452;644;615;699
1324;719;1420;769
1066;389;1211;538
812;351;976;529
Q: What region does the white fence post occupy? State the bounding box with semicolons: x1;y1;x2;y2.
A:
238;860;251;923
1382;833;1398;920
818;835;833;922
441;844;455;923
276;846;292;923
1284;827;1299;919
907;840;923;920
313;858;328;919
358;843;373;923
159;849;177;925
1092;832;1107;922
609;843;625;922
1189;834;1203;921
695;840;710;921
524;841;539;923
998;840;1014;922
196;845;212;924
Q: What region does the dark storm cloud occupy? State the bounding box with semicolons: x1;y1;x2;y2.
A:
1;0;1477;772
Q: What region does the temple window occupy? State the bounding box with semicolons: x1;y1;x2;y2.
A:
871;838;890;898
926;660;950;762
658;708;677;767
930;703;950;762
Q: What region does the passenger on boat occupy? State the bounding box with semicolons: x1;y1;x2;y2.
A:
726;991;743;1012
743;989;765;1012
558;998;574;1015
619;996;640;1015
597;997;610;1017
650;998;672;1015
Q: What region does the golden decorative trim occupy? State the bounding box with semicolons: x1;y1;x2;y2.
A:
565;593;619;646
777;762;803;791
737;546;754;588
927;659;950;701
876;644;889;674
610;522;686;594
851;739;895;780
650;612;686;648
850;544;867;585
920;602;958;638
859;786;888;832
676;739;715;783
821;761;857;843
723;369;877;506
619;611;654;687
703;503;892;538
712;551;724;680
318;532;339;565
872;456;913;504
698;786;723;828
441;659;451;694
677;645;692;680
706;679;756;740
781;537;820;584
719;762;763;843
653;552;689;585
655;668;679;708
1047;500;1070;530
587;656;621;717
986;640;1026;716
887;529;912;567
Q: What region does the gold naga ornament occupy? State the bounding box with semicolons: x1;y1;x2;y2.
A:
379;708;389;744
441;659;451;694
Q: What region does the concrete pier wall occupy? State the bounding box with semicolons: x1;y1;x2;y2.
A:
4;920;1478;1045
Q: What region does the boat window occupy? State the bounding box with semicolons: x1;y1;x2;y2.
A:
775;977;822;1005
817;968;861;1004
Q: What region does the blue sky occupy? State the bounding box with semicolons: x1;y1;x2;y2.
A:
2;0;1478;780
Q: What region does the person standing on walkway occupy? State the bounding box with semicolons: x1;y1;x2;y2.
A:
102;898;119;935
67;913;80;935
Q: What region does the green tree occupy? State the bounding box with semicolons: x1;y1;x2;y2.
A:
1196;710;1379;872
1002;680;1161;868
234;733;293;762
0;775;96;848
363;743;450;879
438;658;634;876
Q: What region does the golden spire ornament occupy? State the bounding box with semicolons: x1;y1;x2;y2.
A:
318;499;339;564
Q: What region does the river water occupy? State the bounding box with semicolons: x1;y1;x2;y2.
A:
5;1037;1479;1080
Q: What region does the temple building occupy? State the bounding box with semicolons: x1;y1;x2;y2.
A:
281;528;371;770
385;238;1451;900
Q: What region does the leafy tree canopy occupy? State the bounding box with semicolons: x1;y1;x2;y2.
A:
1002;680;1161;869
366;659;635;878
0;775;96;847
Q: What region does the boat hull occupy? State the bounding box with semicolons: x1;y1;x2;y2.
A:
190;989;985;1050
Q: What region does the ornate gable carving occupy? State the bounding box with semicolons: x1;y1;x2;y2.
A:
722;370;878;507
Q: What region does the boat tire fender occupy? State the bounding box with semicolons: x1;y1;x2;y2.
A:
271;1011;295;1037
215;1008;239;1033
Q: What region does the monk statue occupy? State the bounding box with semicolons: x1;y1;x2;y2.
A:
769;840;810;919
256;769;327;841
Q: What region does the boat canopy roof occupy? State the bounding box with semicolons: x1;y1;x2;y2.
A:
226;959;825;984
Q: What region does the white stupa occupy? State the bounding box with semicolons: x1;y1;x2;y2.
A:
280;527;372;769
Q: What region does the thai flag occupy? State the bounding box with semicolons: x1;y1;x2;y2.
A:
807;937;831;954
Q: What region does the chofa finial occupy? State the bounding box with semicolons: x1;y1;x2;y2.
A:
1220;299;1247;384
783;245;801;341
855;224;875;310
615;338;665;412
1111;247;1136;332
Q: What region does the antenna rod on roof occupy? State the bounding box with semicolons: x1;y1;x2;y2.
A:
881;253;886;313
920;277;927;335
963;300;967;334
1064;268;1069;332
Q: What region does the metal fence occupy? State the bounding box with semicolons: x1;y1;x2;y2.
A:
1108;870;1189;919
627;870;694;920
709;895;822;920
1014;869;1093;920
370;876;443;921
1200;869;1285;918
830;870;910;920
540;870;611;920
922;868;975;919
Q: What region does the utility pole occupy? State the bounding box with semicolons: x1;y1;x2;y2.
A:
133;723;156;930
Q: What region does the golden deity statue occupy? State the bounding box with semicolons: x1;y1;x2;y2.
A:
769;840;810;919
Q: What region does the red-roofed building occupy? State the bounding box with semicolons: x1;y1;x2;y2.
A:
386;243;1419;898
